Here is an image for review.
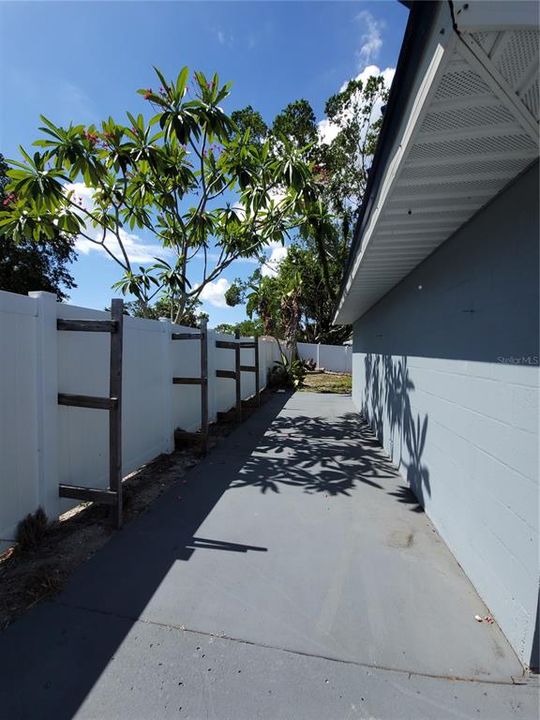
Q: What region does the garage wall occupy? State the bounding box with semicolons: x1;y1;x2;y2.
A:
352;163;539;667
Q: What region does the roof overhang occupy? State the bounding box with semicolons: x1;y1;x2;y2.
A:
335;0;539;325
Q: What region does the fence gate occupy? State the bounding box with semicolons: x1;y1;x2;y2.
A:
57;299;124;528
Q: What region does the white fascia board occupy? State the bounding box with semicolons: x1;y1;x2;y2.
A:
334;3;456;325
453;1;539;32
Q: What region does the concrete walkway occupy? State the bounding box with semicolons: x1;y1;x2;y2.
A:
0;392;537;719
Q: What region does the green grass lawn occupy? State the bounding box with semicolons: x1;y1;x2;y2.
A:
300;372;352;394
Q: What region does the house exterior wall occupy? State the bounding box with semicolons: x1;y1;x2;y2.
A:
351;162;539;667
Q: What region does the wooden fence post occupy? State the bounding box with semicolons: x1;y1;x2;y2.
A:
109;299;124;529
235;329;242;422
254;335;261;406
200;319;209;452
57;298;124;527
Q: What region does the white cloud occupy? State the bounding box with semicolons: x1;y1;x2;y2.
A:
340;65;395;94
317;118;341;146
64;181;94;212
66;182;172;265
75;230;165;265
317;65;396;146
356;10;384;64
216;28;233;47
231;256;259;267
198;277;231;308
261;242;288;278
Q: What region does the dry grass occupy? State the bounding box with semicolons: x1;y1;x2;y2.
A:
300;371;352;394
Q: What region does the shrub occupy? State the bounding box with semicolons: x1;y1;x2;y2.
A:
268;354;307;389
15;507;49;551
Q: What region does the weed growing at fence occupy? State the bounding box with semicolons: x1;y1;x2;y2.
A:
15;508;49;551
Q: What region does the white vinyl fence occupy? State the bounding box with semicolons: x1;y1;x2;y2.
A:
297;341;352;373
0;290;351;549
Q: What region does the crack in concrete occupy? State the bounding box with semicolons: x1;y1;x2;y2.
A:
52;597;526;687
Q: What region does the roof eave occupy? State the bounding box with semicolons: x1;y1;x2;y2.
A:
334;1;441;324
334;1;539;326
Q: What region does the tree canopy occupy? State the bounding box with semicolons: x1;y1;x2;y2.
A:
227;72;389;346
0;67;316;323
0;153;76;300
1;65;388;341
230;106;268;144
123;296;208;326
272;99;318;150
214;318;264;337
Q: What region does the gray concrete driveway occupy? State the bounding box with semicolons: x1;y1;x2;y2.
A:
0;391;537;719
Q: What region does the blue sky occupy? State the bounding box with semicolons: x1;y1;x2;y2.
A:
0;0;408;325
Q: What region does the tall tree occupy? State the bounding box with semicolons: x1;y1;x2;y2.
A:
272;99;318;149
272;75;388;237
322;74;388;233
230;106;268;144
228;73;389;345
0;153;76;300
214;318;264;336
226;233;350;347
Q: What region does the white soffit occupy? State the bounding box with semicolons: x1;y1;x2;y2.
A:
335;1;539;325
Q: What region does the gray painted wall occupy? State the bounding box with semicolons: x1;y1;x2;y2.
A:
352;162;539;668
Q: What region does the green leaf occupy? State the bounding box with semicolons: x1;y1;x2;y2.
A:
175;66;189;97
153;66;170;93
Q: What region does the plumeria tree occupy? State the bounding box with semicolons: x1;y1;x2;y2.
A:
0;67;315;323
0;153;76;300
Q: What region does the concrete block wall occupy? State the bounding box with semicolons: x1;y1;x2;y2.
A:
352;163;539;667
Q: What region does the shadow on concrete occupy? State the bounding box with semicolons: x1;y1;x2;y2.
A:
531;591;540;673
0;390;527;716
387;484;424;513
0;391;291;720
229;410;398;497
178;536;268;561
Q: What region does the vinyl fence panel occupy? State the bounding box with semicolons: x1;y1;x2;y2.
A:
0;289;348;549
